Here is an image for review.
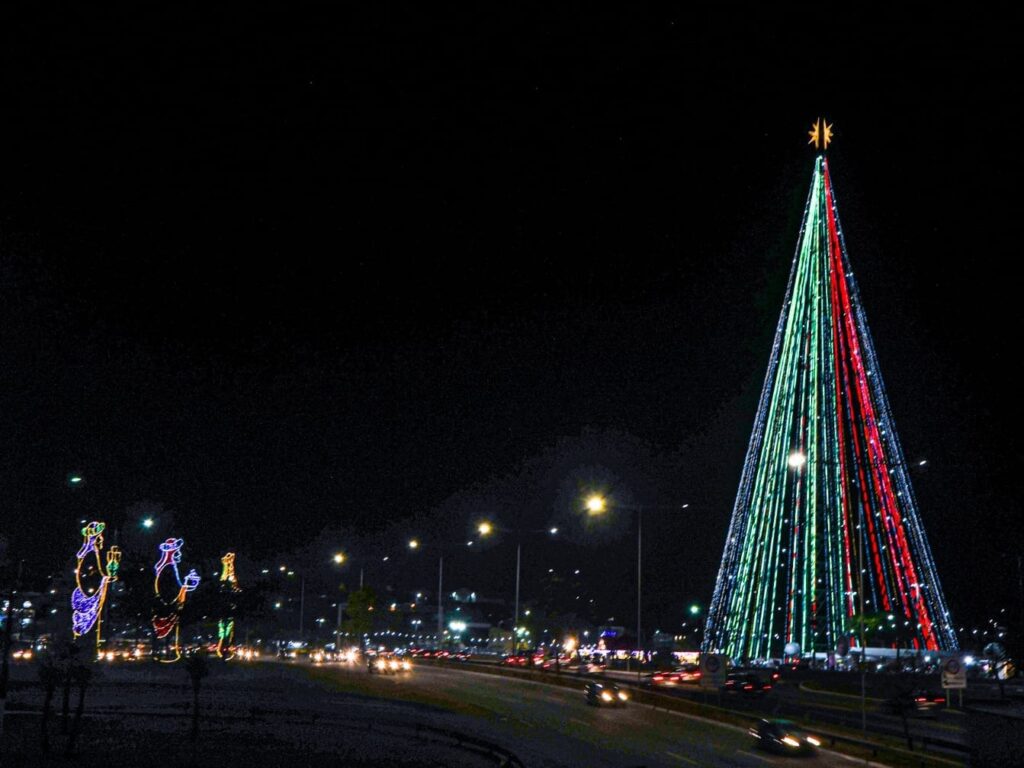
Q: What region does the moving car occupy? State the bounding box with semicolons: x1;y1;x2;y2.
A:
584;681;629;707
887;689;946;717
368;653;412;674
749;719;821;755
722;672;773;694
647;670;682;687
675;663;702;683
573;660;607;675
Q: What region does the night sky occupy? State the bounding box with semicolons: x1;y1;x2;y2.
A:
1;9;1020;634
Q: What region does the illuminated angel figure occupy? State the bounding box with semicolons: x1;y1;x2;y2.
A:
71;521;122;649
216;552;242;659
152;537;201;662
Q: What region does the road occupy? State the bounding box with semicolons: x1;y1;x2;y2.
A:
2;659;883;766
599;667;968;755
311;662;878;767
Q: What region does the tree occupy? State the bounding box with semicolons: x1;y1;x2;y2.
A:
342;587;376;642
184;652;209;747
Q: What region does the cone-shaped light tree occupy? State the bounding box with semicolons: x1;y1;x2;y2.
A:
704;121;957;660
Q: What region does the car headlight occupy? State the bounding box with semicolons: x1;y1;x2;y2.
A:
781;736;801;748
601;691;614;702
617;691;628;701
806;736;821;746
376;660;386;669
402;661;411;670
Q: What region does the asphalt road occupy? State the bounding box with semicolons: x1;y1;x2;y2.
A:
599;667;968;753
313;662;876;767
2;660;884;766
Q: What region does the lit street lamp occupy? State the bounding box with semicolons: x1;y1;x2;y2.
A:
476;520;558;655
582;493;692;678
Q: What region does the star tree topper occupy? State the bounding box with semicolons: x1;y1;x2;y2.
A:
808;117;833;149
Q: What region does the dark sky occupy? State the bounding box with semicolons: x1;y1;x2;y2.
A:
1;9;1020;633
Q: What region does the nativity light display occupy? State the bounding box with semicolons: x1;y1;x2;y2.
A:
152;537;201;662
71;521;122;648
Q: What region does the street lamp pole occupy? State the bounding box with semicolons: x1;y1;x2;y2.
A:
513;543;521;655
858;519;867;734
636;506;643;683
437;555;444;645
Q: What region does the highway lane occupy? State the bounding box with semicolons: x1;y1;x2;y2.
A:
313;662;877;767
599;667;968;753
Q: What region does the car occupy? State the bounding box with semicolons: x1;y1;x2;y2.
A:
675;663;703;683
887;689;946;717
502;654;530;667
722;673;773;694
573;660;607;675
450;651;471;662
647;670;682;687
749;719;821;755
584;681;629;707
368;653;412;674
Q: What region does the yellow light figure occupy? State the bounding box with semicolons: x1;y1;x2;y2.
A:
216;552;242;659
71;522;122;650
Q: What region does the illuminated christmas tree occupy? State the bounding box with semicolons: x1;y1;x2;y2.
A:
703;121;957;659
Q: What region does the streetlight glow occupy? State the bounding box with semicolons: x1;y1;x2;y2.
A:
477;522;493;536
333;553;346;564
585;495;607;515
142;517;154;529
408;539;419;550
787;451;807;469
549;527;558;535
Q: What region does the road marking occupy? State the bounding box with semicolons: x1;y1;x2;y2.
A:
737;749;775;764
664;750;698;765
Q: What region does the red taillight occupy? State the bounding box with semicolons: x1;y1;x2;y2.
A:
935;697;945;703
744;684;754;690
914;697;926;702
764;685;772;690
653;675;664;682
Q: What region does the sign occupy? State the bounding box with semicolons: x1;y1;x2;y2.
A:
700;653;727;689
941;657;967;689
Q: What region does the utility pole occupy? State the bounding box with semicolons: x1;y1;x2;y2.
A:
858;520;867;734
436;556;444;646
513;543;521;655
636;507;643;684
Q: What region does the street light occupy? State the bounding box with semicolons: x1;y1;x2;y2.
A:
581;493;691;679
333;553;346;565
475;520;558;655
408;539;419;550
142;518;155;529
